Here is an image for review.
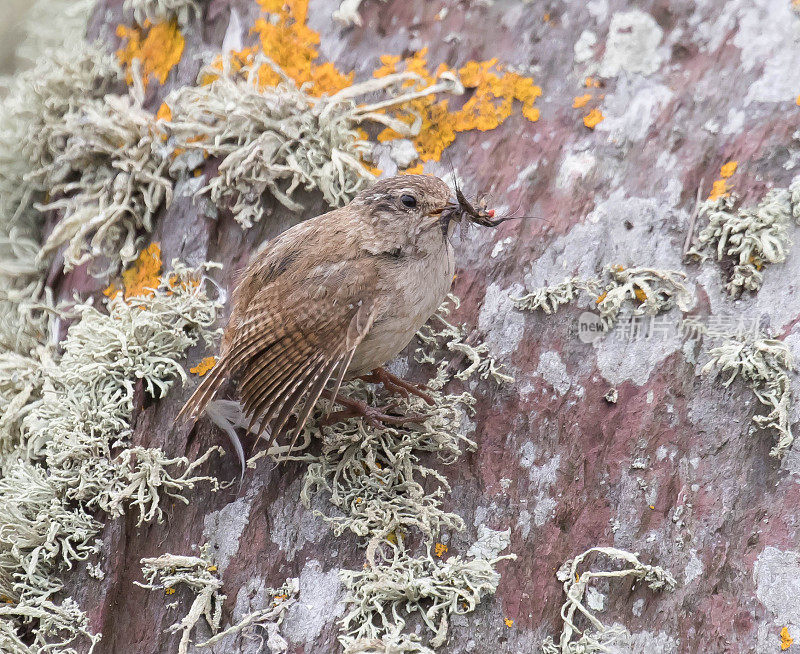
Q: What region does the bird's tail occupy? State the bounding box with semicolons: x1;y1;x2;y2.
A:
176;358;229;426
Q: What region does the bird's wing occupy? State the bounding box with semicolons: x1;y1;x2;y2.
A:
178;212;379;456
234;291;377;454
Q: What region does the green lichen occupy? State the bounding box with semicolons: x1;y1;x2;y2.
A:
0;595;101;654
165;55;462;228
196;577;297;651
699;328;795;458
11;0;97;65
541;547;676;654
511;277;601;316
687;179;800;296
300;371;476;546
513;265;691;330
0;35;121;359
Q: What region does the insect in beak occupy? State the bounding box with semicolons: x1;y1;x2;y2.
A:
444;187;518;227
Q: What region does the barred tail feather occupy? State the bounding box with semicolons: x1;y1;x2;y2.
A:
176;360;229;425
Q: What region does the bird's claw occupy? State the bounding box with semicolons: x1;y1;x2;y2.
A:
359;367;435;406
323;395;431;429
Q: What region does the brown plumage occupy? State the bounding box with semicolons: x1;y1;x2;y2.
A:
178;174;501;462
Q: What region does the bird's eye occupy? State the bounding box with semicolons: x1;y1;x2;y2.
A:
400;194;417;209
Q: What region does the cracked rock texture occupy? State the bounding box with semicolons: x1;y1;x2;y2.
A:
56;0;800;652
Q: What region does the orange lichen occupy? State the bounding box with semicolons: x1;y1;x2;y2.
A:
401;163;424;175
374;54;400;77
573;94;592;108
116;20;185;89
206;565;218;573
708;179;728;200
190;356;217;376
596;292;608;304
796;94;800;107
583;108;604;129
105;243;163;300
157;102;173;122
250;0;353;95
202;1;541;165
375;51;541;161
434;542;448;557
781;626;793;651
634;288;647;302
200;46;258;86
585;76;602;88
165;587;176;595
121;243;162;299
504;618;514;627
720;160;738;178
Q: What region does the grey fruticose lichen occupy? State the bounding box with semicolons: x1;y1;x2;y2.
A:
34;87;173;276
165;55;462;228
541;547;676;654
293;298;515;652
136;548;297;654
123;0;204;25
0;36;121;358
0;262;224;652
699;328;795;458
687;178;800;296
513;265;692;330
415;294;514;384
340;544;512;652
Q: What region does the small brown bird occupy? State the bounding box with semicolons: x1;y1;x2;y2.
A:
178;174;507;463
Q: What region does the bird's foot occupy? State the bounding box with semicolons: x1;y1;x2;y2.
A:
358;367;435;406
321;392;430;429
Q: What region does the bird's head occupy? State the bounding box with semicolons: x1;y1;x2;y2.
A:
353;174;509;241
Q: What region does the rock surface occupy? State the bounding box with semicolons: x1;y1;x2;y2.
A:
58;0;800;652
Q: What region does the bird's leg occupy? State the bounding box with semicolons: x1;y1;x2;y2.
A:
320;390;430;428
358;367;435;406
